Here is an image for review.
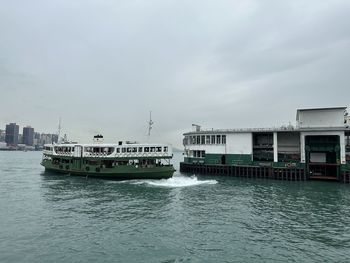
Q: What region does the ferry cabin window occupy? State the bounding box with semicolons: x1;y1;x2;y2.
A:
206;135;210;144
93;147;101;153
222;135;226;144
196;136;200;144
138;147;143;152
116;148;120;153
156;147;162;152
201;135;205;144
150;147;155;152
191;136;196;144
122;148;126;153
127;147;132;153
102;147;113;154
163;146;168;152
132;147;137;153
216;135;221;144
144;147;149;152
211;135;215;144
194;150;205;158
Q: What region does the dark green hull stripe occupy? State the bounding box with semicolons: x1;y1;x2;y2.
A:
44;167;174;180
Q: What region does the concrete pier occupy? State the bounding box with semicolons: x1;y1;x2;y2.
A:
180;163;307;181
180;162;350;183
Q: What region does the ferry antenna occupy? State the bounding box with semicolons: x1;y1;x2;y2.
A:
148;111;154;137
58;117;62;143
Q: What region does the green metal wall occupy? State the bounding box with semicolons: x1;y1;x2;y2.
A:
204;153;252;165
185;153;253;165
184;154;306;169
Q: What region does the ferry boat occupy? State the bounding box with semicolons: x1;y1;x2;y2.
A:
41;135;175;180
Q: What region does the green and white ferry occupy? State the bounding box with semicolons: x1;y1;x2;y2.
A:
41;135;175;180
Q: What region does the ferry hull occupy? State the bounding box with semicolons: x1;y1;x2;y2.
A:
41;140;176;180
42;161;175;180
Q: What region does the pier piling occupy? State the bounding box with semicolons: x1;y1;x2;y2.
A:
180;163;309;182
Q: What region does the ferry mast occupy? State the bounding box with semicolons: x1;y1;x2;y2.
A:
57;117;62;143
148;111;153;137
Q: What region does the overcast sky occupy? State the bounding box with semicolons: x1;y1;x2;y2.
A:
1;0;350;147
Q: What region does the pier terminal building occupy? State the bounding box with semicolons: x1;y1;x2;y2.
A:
180;107;350;182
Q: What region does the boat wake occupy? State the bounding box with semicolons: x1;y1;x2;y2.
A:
134;175;217;188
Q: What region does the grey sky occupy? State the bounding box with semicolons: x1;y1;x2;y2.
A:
1;0;350;147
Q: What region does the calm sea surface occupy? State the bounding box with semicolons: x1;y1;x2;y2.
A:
1;151;350;262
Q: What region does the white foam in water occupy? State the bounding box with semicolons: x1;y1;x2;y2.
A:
141;175;218;188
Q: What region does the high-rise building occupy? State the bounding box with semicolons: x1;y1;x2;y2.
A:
34;132;41;140
0;129;5;142
5;123;19;146
23;126;34;146
52;134;58;143
38;133;59;146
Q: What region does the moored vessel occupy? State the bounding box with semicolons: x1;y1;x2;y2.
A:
41;135;175;180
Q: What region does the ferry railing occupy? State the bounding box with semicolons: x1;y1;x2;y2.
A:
55;152;73;156
184;125;348;135
84;152;114;157
115;152;171;158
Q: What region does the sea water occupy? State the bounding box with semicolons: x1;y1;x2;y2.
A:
0;151;350;262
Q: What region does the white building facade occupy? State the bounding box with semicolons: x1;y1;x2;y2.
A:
182;107;350;179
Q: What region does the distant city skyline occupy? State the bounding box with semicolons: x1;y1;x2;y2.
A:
0;122;58;150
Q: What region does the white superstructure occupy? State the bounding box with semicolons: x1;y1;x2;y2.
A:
296;107;346;128
44;142;173;159
183;107;350;165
